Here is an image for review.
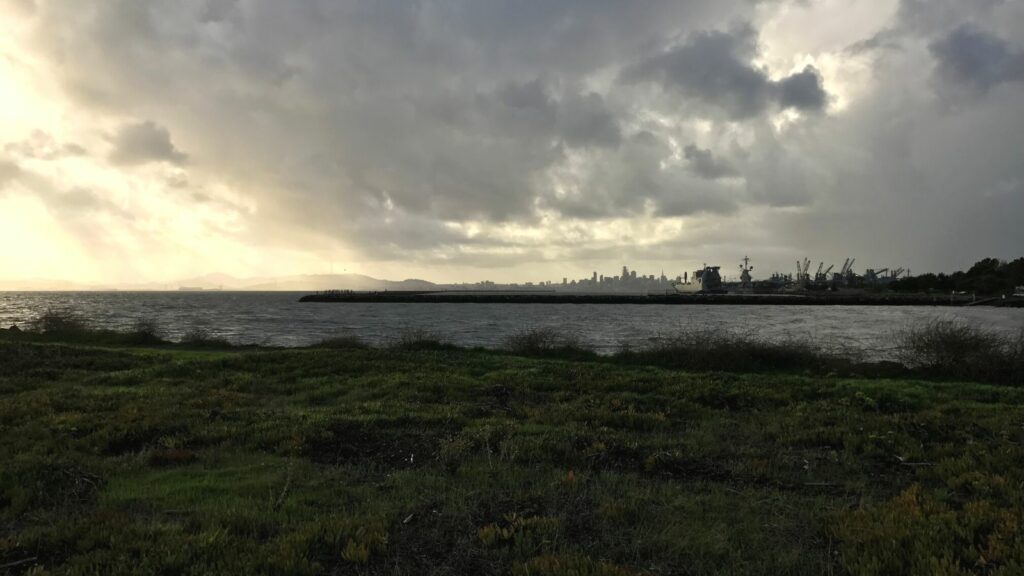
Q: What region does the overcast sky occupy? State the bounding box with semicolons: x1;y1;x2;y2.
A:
1;0;1022;284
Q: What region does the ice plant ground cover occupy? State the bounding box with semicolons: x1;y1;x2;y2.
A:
1;331;1022;575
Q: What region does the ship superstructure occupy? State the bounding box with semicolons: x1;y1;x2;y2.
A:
673;264;724;293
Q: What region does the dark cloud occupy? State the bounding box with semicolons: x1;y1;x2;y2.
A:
621;25;828;118
488;80;620;149
683;144;739;180
895;0;1007;36
777;66;828;111
930;25;1024;92
109;121;187;166
541;131;739;219
622;25;771;118
559;92;622;149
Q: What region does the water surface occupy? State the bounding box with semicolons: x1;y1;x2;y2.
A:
2;291;1022;357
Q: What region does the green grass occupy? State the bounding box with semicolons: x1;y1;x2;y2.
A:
2;338;1023;575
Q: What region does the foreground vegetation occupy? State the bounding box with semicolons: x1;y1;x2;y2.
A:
2;324;1024;575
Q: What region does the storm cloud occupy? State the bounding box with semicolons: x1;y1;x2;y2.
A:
0;0;1022;283
622;25;828;118
931;25;1024;93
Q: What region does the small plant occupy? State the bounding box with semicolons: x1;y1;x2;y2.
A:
478;513;560;547
340;526;388;564
341;539;370;564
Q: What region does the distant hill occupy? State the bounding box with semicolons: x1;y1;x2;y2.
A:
241;274;438;292
0;273;439;292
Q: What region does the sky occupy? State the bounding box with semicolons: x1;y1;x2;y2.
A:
0;0;1022;285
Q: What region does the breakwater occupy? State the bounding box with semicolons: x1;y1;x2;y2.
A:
298;290;1014;306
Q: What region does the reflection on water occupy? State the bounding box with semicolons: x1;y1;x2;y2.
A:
2;291;1023;358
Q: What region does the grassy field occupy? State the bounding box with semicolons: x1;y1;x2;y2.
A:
2;335;1023;575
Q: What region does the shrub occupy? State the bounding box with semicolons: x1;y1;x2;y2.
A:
28;308;91;337
505;327;592;358
123;318;167;346
893;320;1022;385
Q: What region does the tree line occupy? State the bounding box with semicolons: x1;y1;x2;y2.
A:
888;257;1024;296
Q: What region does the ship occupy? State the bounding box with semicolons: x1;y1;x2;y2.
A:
673;264;724;293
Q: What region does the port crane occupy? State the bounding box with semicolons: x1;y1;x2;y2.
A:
795;259;812;284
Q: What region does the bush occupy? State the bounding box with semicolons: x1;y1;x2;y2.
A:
28;308;91;337
505;327;593;359
123;318;167;346
893;320;1022;385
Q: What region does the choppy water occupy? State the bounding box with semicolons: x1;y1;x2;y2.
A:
2;291;1023;357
